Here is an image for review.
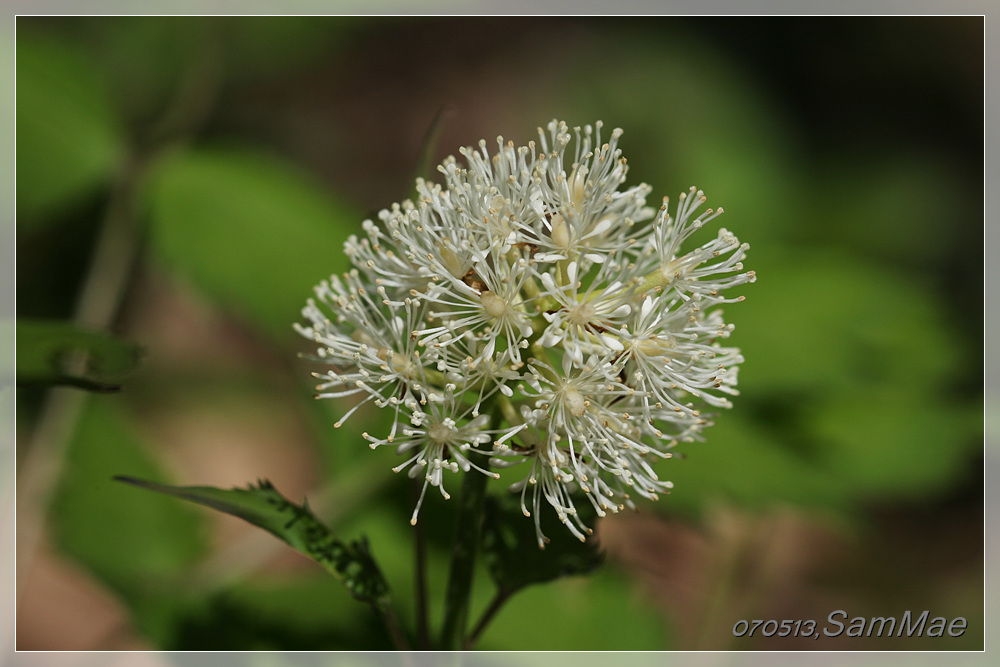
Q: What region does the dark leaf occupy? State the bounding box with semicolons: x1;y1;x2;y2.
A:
16;319;142;392
481;492;604;595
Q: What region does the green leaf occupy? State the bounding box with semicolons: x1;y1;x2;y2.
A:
478;569;668;650
811;156;969;265
481;491;604;595
145;146;358;341
83;17;215;132
225;16;356;81
710;247;978;505
662;410;851;514
16;30;125;223
556;28;803;245
168;574;393;650
15;319;142;392
50;400;207;598
114;476;390;606
732;247;961;395
809;386;978;500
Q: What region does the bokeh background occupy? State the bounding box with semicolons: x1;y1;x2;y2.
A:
14;16;983;650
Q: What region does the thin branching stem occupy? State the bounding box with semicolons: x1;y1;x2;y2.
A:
463;587;512;650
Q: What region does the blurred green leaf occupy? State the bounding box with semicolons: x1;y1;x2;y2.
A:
16;319;142;392
331;491;450;635
478;569;668;650
16;31;125;223
556;28;804;246
481;492;604;595
547;28;976;512
812;156;970;265
661;245;977;510
664;411;851;514
51;400;207;596
733;248;961;395
145;146;358;341
809;386;978;499
83;17;213;131
225;17;356;81
115;476;390;606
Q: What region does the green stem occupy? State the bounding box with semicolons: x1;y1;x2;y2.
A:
415;104;453;184
413;479;431;649
438;452;491;650
463;587;513;649
497;394;520;429
376;602;412;652
635;264;671;295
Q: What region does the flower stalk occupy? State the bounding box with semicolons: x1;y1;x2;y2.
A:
439;448;491;650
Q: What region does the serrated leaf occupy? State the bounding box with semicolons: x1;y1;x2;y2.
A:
481;492;604;595
15;319;142;392
145;146;358;342
114;477;390;606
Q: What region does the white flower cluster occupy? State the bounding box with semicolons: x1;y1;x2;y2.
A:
296;120;755;547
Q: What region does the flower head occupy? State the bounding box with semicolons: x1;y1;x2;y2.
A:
298;119;754;546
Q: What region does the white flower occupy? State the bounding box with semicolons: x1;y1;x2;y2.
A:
416;237;536;365
295;272;434;441
505;355;675;546
364;395;500;526
297;119;754;546
537;259;632;365
630;187;756;303
620;292;744;431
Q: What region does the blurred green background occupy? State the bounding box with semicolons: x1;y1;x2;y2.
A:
15;16;983;650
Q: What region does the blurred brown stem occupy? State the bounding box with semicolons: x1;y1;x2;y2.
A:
15;27;223;604
16;154;145;600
